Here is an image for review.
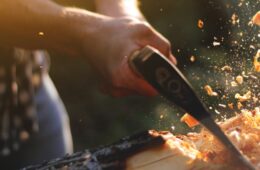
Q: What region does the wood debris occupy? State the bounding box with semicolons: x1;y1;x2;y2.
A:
237;102;243;110
231;81;238;87
212;41;221;46
181;113;199;128
235;75;243;85
254;50;260;72
198;19;204;29
221;65;232;72
231;13;239;25
204;85;218;96
190;55;196;62
235;91;252;102
252;11;260;26
228;103;234;110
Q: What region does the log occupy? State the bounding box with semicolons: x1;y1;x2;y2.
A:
23;108;260;170
22;130;166;170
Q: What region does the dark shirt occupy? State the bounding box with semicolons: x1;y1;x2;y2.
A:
0;47;49;156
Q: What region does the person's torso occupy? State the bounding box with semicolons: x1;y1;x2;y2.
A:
0;46;49;156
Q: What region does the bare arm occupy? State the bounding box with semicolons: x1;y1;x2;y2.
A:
0;0;109;55
94;0;176;61
95;0;144;20
0;0;175;96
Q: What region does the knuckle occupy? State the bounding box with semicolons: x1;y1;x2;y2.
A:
159;36;171;52
166;40;171;51
120;16;139;24
136;22;153;35
165;39;171;47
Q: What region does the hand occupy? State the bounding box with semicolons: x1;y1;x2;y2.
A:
81;17;176;97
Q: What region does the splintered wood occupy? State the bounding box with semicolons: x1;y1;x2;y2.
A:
127;108;260;170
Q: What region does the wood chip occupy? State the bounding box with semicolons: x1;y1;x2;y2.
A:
254;50;260;72
228;103;234;110
204;85;218;96
231;81;238;87
181;113;199;128
190;56;196;62
231;13;239;25
213;41;221;46
221;65;232;72
252;11;260;26
235;75;243;84
237;102;243;110
235;91;252;102
198;19;204;29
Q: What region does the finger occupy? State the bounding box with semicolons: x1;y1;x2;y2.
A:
98;43;157;97
131;77;158;96
121;58;158;97
100;81;157;97
136;27;177;65
169;53;177;65
100;61;158;97
99;84;137;97
149;32;177;65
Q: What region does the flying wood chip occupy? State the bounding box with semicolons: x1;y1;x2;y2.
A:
252;11;260;26
254;50;260;72
181;113;199;128
197;19;204;29
204;85;218;96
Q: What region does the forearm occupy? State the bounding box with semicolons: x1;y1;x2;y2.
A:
0;0;62;49
95;0;145;20
0;0;109;54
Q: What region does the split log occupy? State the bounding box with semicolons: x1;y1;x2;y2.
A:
23;109;260;170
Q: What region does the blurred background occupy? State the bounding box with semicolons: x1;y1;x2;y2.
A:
50;0;259;152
